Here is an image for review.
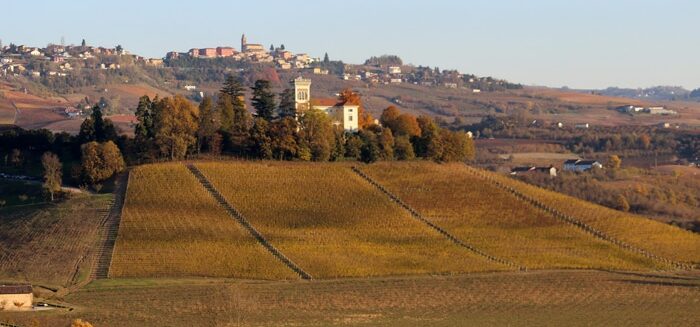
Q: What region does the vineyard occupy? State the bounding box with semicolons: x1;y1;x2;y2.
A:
196;161;506;278
109;163;296;279
467;166;700;266
0;194;112;287
3;270;699;327
361;162;664;270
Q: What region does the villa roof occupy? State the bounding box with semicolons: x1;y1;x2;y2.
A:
0;284;32;294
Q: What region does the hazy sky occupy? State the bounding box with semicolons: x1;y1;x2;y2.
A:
2;0;698;89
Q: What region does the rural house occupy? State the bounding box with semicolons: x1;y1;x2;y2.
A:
563;159;602;172
294;77;359;131
0;284;33;311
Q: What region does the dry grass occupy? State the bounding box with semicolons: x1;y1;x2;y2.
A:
109;163;296;279
2;270;698;326
479;167;700;265
0;194;111;287
363;162;660;270
197;161;506;278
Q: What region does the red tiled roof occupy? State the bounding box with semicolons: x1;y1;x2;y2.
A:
311;98;341;107
0;284;32;294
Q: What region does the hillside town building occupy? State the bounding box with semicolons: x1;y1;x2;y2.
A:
294;77;358;131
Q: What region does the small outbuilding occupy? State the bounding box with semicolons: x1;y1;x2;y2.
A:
0;284;33;311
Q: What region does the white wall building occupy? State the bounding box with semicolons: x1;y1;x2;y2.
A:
294;77;358;131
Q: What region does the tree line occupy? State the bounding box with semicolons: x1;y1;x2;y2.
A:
126;75;475;164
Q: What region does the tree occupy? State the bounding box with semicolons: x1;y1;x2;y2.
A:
71;319;94;327
134;95;155;141
344;134;363;159
81;141;125;186
394;135;415;160
278;88;296;119
378;128;395;160
394;114;421;137
359;130;381;163
153;96;199;160
41;152;62;201
607;154;622;169
280;44;285;50
81;39;86;47
249;118;273;159
299;109;334;161
330;129;346;161
323;52;330;64
414;115;439;157
270;44;275;51
79;105;117;143
218;93;235;132
615;194;630;212
251;79;276;121
269;117;299;160
9;148;21;167
116;44;123;54
380;106;401;128
196;95;220;153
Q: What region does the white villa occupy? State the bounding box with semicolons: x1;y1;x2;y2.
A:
294;77;359;131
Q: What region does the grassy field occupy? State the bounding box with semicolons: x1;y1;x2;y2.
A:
1;270;698;326
0;193;111;287
109;163;297;279
197;161;505;278
362;162;660;270
476;167;700;266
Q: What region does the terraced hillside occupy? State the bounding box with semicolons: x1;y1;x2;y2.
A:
109;163;296;279
196;162;506;278
361;162;664;270
466;166;700;266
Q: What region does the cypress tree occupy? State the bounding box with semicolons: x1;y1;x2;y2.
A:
251;79;276;121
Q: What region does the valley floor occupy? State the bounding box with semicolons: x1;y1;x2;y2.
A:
1;270;699;326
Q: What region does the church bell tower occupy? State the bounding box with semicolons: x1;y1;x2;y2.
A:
294;77;311;113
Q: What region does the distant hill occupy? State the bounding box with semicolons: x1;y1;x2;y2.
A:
595;86;700;101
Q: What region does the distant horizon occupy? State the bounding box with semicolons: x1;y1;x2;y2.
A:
2;0;699;90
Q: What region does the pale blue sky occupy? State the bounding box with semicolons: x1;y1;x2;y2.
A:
1;0;698;89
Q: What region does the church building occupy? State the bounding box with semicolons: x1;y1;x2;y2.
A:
294;77;359;131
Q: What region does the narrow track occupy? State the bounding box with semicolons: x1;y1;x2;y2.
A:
462;164;692;270
185;164;313;280
91;171;130;279
351;166;526;271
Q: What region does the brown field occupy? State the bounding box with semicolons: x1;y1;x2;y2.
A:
197;161;505;278
1;270;698;326
0;98;16;125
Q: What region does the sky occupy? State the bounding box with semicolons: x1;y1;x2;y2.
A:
1;0;699;89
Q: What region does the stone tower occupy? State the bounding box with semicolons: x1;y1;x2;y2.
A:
241;34;247;52
294;77;311;113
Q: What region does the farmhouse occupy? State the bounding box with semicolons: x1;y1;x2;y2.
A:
0;284;33;311
510;166;558;177
563;159;602;172
294;77;359;131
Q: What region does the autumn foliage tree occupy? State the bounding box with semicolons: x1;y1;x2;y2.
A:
41;152;62;201
154;95;199;160
81;141;125;186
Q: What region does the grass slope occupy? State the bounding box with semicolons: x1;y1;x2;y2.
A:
197;161;505;278
109;163;296;279
2;271;698;326
362;162;661;270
